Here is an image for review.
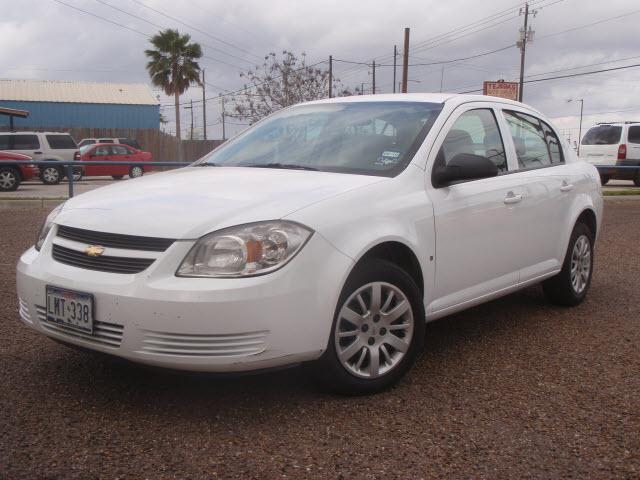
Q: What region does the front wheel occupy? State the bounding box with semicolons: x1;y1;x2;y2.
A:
543;222;594;306
0;167;20;191
129;166;143;178
314;259;425;395
40;165;61;185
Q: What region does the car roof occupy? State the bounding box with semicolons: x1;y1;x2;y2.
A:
0;131;72;135
302;92;544;116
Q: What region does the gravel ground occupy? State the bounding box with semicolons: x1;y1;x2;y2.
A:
1;202;639;479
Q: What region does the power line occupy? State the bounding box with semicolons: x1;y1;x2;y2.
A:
130;0;263;61
538;7;640;39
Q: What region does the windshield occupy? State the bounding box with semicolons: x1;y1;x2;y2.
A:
581;125;622;145
196;101;443;176
79;145;93;154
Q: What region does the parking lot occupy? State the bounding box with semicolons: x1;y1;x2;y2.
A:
0;200;638;479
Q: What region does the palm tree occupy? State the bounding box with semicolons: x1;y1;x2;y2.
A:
145;29;202;143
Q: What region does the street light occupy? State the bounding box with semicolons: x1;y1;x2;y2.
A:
567;98;584;156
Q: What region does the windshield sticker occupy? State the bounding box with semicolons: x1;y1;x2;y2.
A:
375;150;403;166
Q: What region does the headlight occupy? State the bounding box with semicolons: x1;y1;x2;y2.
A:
35;203;64;251
176;221;313;277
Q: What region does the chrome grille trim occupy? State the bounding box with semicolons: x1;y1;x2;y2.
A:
139;330;268;357
18;298;32;324
52;244;154;274
57;225;175;252
35;305;124;348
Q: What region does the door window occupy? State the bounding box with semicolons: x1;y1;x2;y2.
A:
504;111;553;169
111;145;129;155
3;135;40;150
436;108;507;173
628;126;640;144
98;139;114;143
94;146;111;156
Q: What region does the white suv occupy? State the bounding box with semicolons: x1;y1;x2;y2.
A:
0;132;79;185
579;121;640;186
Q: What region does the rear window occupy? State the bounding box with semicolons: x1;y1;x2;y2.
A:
581;125;622;145
46;134;77;149
78;139;96;147
628;126;640;144
0;134;40;150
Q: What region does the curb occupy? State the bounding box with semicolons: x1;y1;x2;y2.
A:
0;198;66;209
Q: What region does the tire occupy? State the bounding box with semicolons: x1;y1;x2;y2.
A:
313;259;425;395
0;167;20;192
543;222;594;306
40;165;61;185
599;174;610;185
111;175;124;180
129;166;143;178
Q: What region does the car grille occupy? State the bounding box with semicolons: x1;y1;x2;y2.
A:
57;225;175;252
52;244;154;274
36;305;124;348
139;330;268;357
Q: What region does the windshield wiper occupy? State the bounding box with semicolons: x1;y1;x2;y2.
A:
196;162;221;167
244;163;318;171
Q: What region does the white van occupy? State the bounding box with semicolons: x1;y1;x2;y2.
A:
579;122;640;186
0;132;79;185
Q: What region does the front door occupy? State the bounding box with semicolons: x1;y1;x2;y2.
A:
427;106;523;313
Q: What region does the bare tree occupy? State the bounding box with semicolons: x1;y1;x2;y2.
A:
229;51;355;124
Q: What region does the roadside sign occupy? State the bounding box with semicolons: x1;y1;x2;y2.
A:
483;80;519;101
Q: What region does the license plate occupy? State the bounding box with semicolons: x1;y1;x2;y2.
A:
46;286;94;333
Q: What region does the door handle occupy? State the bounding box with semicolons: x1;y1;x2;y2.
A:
33;151;42;154
504;192;523;204
560;182;574;192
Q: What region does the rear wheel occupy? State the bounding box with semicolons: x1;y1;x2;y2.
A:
599;174;610;185
129;166;143;178
0;167;20;191
111;175;124;180
543;222;594;306
314;259;425;395
40;165;61;185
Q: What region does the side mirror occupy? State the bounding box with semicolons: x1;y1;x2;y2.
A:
433;153;498;188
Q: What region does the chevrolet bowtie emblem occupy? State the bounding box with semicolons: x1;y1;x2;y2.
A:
84;245;105;257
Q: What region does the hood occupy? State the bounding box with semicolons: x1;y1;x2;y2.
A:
57;167;385;238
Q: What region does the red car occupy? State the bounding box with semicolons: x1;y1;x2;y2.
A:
78;143;152;180
0;151;38;191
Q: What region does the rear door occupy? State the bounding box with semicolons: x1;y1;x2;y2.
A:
109;145;131;176
86;145;112;176
499;108;577;282
5;134;42;160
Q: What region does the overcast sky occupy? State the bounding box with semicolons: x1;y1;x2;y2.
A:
3;0;640;142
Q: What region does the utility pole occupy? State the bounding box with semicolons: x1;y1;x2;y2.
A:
202;69;207;140
393;45;397;93
361;82;364;95
221;95;226;141
401;27;410;93
517;3;536;102
328;55;333;98
372;60;376;94
184;100;194;140
439;66;444;92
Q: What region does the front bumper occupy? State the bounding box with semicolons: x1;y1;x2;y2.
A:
16;229;353;372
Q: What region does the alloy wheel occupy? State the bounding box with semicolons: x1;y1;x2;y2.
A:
42;167;59;183
130;166;143;178
335;281;414;379
570;234;591;294
0;171;17;190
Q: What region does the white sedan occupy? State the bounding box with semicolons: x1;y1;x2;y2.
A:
16;94;602;394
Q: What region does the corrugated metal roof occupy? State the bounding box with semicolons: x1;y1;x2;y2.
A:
0;79;159;105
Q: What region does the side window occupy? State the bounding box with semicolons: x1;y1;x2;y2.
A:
628;126;640;144
94;146;111;156
111;145;128;155
540;120;564;164
12;135;40;150
46;134;77;149
437;108;507;172
98;139;114;143
504;110;551;169
0;136;9;150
